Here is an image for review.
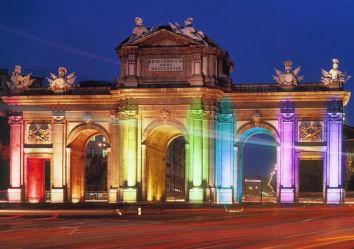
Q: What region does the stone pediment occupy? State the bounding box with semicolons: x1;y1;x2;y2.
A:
121;28;203;48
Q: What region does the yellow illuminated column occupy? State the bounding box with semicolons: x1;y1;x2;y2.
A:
119;110;138;203
51;112;65;203
108;115;120;203
8;113;24;203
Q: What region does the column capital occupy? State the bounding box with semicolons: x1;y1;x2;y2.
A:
8;113;23;125
52;111;65;124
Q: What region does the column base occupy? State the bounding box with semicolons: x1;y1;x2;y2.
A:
108;188;118;203
123;188;137;203
8;188;22;203
51;188;64;203
216;187;233;204
189;187;204;203
326;187;344;204
280;187;295;203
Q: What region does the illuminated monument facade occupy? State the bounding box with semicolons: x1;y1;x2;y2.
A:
1;18;351;204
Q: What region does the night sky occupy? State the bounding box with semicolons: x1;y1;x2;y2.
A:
0;1;353;180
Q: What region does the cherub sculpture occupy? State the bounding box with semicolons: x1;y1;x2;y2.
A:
7;65;35;90
273;60;303;86
169;17;205;41
321;58;351;86
47;66;76;91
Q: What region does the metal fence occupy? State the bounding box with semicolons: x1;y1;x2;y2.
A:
85;191;108;202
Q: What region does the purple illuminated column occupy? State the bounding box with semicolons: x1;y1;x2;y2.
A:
325;100;344;204
279;102;296;203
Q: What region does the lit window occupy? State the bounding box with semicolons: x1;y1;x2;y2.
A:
103;149;108;157
90;136;96;142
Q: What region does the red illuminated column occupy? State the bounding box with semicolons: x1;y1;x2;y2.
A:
27;158;45;203
51;112;65;203
7;113;24;203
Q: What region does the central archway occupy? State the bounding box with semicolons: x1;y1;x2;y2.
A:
66;123;111;203
143;121;188;202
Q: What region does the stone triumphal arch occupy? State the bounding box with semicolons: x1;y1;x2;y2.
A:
1;17;350;204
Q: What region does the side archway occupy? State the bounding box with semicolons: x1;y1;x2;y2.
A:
235;121;280;203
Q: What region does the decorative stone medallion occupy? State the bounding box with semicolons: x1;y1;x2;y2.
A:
298;121;323;142
26;123;51;144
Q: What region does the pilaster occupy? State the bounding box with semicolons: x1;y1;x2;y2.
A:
325;100;344;204
8;112;24;203
51;111;65;203
279;101;296;203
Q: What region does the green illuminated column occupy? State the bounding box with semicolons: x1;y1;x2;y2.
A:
118;109;138;203
188;108;205;203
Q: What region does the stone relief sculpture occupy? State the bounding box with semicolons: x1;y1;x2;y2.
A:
47;66;76;91
132;17;148;37
273;61;304;86
299;121;322;142
169;17;205;42
26;123;51;144
321;58;351;86
7;65;35;90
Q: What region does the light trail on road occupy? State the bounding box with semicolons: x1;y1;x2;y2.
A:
0;205;354;248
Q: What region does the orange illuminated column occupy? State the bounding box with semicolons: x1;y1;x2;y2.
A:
7;113;24;203
51;112;65;203
108;116;119;203
27;158;45;203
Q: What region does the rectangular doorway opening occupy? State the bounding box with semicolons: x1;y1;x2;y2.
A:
299;159;323;203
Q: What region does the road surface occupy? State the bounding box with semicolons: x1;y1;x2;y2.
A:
0;205;354;248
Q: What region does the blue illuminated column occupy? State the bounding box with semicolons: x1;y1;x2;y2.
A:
325;100;344;204
215;112;234;204
279;101;296;203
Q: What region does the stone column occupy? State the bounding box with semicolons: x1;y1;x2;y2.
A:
188;109;204;203
233;146;239;203
51;111;65;203
118;109;138;203
215;113;234;204
108;115;120;203
279;101;296;203
184;143;190;201
65;147;71;201
7;112;24;203
141;144;147;201
325;100;344;204
207;112;216;202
